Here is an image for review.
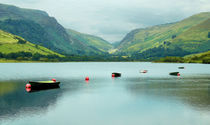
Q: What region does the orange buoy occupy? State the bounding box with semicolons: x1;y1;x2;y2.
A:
25;83;31;88
85;77;89;81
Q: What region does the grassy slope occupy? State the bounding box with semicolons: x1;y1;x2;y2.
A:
67;29;112;52
0;30;63;56
117;12;210;54
169;18;210;53
0;4;73;54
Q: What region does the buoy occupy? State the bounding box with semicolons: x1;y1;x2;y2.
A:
177;73;180;76
85;77;89;81
112;74;115;77
52;78;56;82
25;83;31;88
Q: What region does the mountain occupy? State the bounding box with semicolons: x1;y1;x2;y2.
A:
0;3;112;55
0;30;63;61
169;18;210;53
66;29;112;54
116;12;210;57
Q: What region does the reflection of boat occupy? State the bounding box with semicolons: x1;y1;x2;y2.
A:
26;85;60;93
26;79;60;89
140;70;148;73
169;72;180;76
112;72;121;77
178;67;185;69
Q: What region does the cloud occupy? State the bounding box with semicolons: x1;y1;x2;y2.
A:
0;0;210;42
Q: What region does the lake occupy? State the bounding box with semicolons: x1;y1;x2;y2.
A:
0;62;210;125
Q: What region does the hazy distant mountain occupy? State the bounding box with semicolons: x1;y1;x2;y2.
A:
66;29;112;54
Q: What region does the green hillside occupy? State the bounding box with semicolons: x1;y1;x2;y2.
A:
66;29;112;52
117;12;210;55
0;30;63;61
169;18;210;53
0;3;73;54
0;3;112;55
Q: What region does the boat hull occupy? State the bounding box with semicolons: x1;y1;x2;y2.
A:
29;81;60;89
169;72;179;76
112;73;121;77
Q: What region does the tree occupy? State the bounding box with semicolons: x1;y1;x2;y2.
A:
0;52;3;58
32;53;42;60
16;37;27;44
208;32;210;38
172;35;177;39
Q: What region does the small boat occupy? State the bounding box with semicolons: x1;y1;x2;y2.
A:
112;72;121;77
140;70;148;73
26;79;60;89
169;72;180;76
178;67;185;69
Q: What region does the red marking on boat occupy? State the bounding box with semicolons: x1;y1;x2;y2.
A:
112;74;115;77
177;73;180;76
52;78;56;82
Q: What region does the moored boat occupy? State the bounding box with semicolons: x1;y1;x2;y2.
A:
169;72;180;76
26;79;60;89
112;72;121;77
178;67;185;69
140;70;148;73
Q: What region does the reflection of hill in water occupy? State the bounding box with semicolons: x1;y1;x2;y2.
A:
126;76;210;111
0;79;82;119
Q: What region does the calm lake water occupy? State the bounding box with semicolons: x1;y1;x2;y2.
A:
0;62;210;125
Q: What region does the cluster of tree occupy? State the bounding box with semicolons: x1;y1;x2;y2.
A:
0;52;59;61
202;58;210;64
0;52;132;62
156;56;185;63
130;45;190;60
15;37;27;44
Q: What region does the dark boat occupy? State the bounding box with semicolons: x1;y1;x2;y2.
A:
27;79;60;89
178;67;185;69
112;72;121;77
169;72;180;76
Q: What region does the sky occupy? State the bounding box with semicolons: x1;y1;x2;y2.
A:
0;0;210;42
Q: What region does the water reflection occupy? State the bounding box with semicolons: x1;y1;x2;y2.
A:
0;81;19;96
0;63;210;125
25;86;60;93
0;79;83;120
126;76;210;111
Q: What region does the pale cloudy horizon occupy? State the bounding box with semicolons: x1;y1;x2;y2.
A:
0;0;210;42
